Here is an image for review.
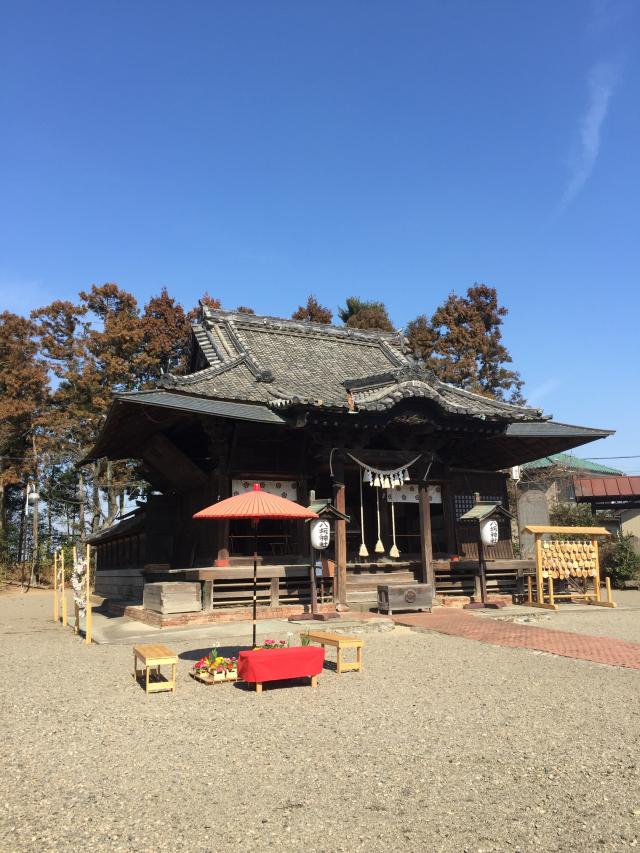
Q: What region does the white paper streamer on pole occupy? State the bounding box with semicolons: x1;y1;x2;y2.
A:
358;472;369;558
389;498;400;559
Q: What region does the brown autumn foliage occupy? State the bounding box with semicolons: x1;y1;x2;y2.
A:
1;279;524;565
0;312;49;535
406;284;524;402
291;295;333;324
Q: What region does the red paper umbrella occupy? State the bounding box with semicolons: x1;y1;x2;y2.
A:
193;484;318;647
193;484;318;522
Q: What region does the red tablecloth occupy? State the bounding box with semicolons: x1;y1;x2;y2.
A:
238;646;324;683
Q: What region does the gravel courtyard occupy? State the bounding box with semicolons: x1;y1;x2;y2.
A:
1;590;640;853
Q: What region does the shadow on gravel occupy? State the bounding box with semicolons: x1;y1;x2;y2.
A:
232;677;319;692
179;645;248;661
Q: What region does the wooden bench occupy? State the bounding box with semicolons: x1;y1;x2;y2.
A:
133;644;178;695
306;631;363;674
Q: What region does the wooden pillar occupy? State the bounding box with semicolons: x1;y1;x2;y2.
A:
418;481;434;588
441;479;458;555
295;478;309;556
332;452;348;607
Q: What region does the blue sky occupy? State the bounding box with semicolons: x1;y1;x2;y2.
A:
1;2;639;468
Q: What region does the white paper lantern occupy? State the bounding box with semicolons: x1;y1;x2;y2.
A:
310;519;331;550
480;518;499;546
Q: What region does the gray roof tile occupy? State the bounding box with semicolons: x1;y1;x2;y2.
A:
162;308;546;422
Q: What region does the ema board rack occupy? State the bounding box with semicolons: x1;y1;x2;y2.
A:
522;526;615;610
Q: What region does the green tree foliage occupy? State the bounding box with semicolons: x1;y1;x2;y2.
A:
406;284;524;402
549;502;600;528
600;534;640;588
291;295;333;324
338;297;394;332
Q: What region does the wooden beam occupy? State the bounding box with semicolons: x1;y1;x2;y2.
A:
143;434;207;490
441;479;458;555
523;525;611;536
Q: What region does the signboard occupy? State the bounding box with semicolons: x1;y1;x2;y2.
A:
386;484;442;504
232;479;298;501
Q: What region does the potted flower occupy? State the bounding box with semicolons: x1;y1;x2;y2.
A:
191;656;212;681
226;657;238;681
262;638;287;650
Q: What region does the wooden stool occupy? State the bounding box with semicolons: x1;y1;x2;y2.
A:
306;631;364;674
133;644;178;694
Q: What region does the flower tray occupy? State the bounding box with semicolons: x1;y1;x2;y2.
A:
190;670;239;685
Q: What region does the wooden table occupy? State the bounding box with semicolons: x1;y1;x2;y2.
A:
306;631;364;674
238;647;324;693
133;644;178;695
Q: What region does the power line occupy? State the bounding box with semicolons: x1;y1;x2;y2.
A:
583;455;640;460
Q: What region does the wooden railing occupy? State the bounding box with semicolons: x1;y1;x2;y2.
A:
184;566;334;610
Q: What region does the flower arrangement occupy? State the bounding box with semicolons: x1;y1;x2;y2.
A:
193;649;238;682
262;638;287;650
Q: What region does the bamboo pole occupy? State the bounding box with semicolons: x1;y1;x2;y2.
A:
548;574;555;608
60;550;67;627
605;576;613;605
53;551;59;622
73;547;79;634
527;575;533;605
592;538;601;602
535;535;544;606
85;543;92;645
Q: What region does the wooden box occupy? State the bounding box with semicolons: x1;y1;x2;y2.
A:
143;582;202;614
377;583;433;615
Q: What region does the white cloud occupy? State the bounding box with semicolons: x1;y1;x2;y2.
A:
559;60;620;211
528;378;562;405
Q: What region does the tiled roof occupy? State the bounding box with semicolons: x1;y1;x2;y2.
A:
161;307;546;422
522;452;623;475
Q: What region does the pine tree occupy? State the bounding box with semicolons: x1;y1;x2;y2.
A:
338;297;394;332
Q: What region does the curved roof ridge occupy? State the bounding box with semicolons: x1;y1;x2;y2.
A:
438;380;545;418
201;304;408;345
161;354;249;387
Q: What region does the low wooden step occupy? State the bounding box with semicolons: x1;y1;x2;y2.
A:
347;572;416;588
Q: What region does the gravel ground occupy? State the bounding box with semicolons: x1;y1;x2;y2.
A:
533;591;640;643
2;590;640;853
484;591;640;644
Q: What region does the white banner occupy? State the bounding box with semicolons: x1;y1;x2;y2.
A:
386;484;442;504
232;479;298;501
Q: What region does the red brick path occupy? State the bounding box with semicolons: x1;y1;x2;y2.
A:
392;610;640;670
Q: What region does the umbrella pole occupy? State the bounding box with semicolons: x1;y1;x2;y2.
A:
252;520;258;648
